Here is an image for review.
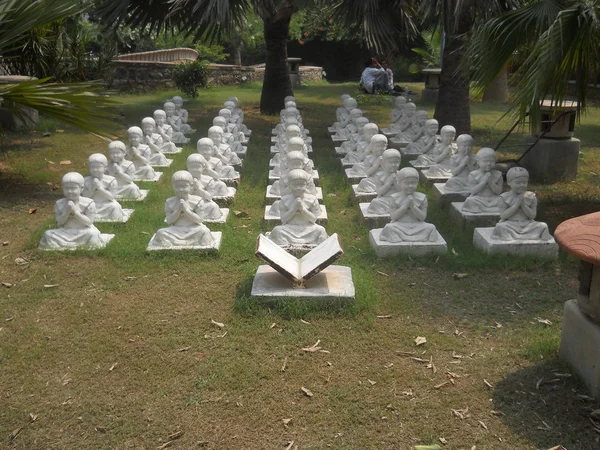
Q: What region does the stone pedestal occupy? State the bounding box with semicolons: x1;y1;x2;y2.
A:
345;168;366;184
335;146;349;156
351;185;377;203
234;147;248;159
202;208;229;224
389;137;410;148
269;170;319;185
409;160;429;170
212;187;237;206
369;228;447;257
432;183;468;207
421;68;441;104
251;265;355;301
137;172;163;183
95;209;135;223
473;228;559;259
450;202;501;228
146;232;222;252
359;203;390;228
40;234;115;251
288;57;302;88
266;186;322;204
331;135;349;143
560;300;600;399
341;159;355;168
264;205;328;225
521;137;579;183
118;190;149;202
150;159;173;168
419;169;450;186
270;145;312;154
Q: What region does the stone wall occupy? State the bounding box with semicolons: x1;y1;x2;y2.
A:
206;64;256;86
253;66;323;83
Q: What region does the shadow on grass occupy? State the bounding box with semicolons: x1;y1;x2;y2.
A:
493;359;600;450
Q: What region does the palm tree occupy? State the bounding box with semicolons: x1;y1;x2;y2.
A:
470;0;600;128
330;0;520;135
97;0;302;115
0;0;119;138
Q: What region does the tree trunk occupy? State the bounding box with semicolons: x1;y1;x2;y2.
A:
233;44;242;66
482;67;509;103
260;13;293;115
434;9;474;136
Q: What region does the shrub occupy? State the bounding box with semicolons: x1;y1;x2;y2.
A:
171;60;209;99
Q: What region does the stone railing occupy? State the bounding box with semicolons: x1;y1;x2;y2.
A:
114;48;199;63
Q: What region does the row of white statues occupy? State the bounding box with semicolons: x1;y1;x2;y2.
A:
39;96;252;251
265;97;328;249
330;94;557;258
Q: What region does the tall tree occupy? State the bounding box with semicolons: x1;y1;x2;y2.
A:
470;0;600;127
97;0;300;114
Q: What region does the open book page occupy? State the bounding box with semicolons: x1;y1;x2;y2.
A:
255;234;301;282
299;233;343;280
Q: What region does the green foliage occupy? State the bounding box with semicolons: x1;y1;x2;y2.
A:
291;6;362;45
408;28;442;74
171;59;209;99
194;42;228;63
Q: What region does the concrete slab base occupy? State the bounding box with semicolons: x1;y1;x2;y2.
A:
450;202;501;228
146;232;222;252
270;145;312;154
150;159;173;168
340;159;355;168
222;177;240;187
117;190;149;202
266;186;323;204
40;234;115;251
369;228;447;257
269;170;319;185
135;172;163;182
212;187;237;206
431;184;468;207
161;147;182;154
419;169;450;186
359;203;390;228
409;160;429;170
251;265;355;301
234;147;247;159
335;147;349;156
331;136;349;143
473;228;559;259
351;185;377;203
264;205;328;226
345;168;366;184
203;208;229;224
389;138;409;149
94;208;134;223
560;299;600;399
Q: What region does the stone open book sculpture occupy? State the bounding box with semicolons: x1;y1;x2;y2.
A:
255;233;343;287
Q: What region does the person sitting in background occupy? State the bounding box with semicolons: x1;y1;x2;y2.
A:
360;58;393;95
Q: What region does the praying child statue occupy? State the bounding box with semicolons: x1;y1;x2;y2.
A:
39;172;106;250
461;147;504;213
357;148;402;193
164;101;190;144
83;153;127;222
379;167;441;243
105;141;144;199
491;167;551;241
171;95;195;134
141;117;171;166
153;109;182;154
126;126;158;181
442;134;475;194
413;124;456;168
196;137;239;180
148;171;216;249
405;119;439;155
268;169;328;246
187;153;231;198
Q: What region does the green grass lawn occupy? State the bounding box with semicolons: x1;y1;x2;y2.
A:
1;81;600;449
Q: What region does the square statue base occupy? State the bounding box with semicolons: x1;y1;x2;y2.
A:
234;147;247;159
560;299;600;399
162;147;182;154
146;231;222;252
222;177;240;187
269;170;319;185
419;169;450;186
359;203;391;228
40;234;115;251
351;185;377;203
432;183;468;207
118;190;149;202
450;202;501;228
213;187;237;206
150;159;173;168
94;208;134;223
381;130;399;138
136;172;163;183
389;138;409;149
331;135;349;143
266;186;323;204
335;146;349;156
264;205;328;226
369;228;447;257
251;265;355;301
204;208;230;224
409;160;429;170
341;159;355;168
345;168;366;184
270;145;313;155
473;228;559;259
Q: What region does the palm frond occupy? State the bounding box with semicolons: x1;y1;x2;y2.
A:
0;78;120;139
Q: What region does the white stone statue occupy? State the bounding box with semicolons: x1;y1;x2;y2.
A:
430;134;474;180
491;167;552;241
405;119;440;155
284;95;296;104
331;97;357;131
208;125;242;166
269;169;328;246
39;172;109;250
341;123;380;164
334;108;363;140
105;141;144;200
83;153;128;222
272;137;313;177
171;95;195;134
196;137;239;180
226;96;244;124
273;107;304;134
270;150;317;197
379;167;441;243
271;125;311;166
213;115;246;147
335;94;352;123
381;96;407;134
347;134;388;177
402;110;429;142
356;149;402;193
164;101;190;143
141;117;172;167
126;126;159;181
461;147;504;213
153;109;182;154
147;171;217;249
186;153;232;198
413;124;456;168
